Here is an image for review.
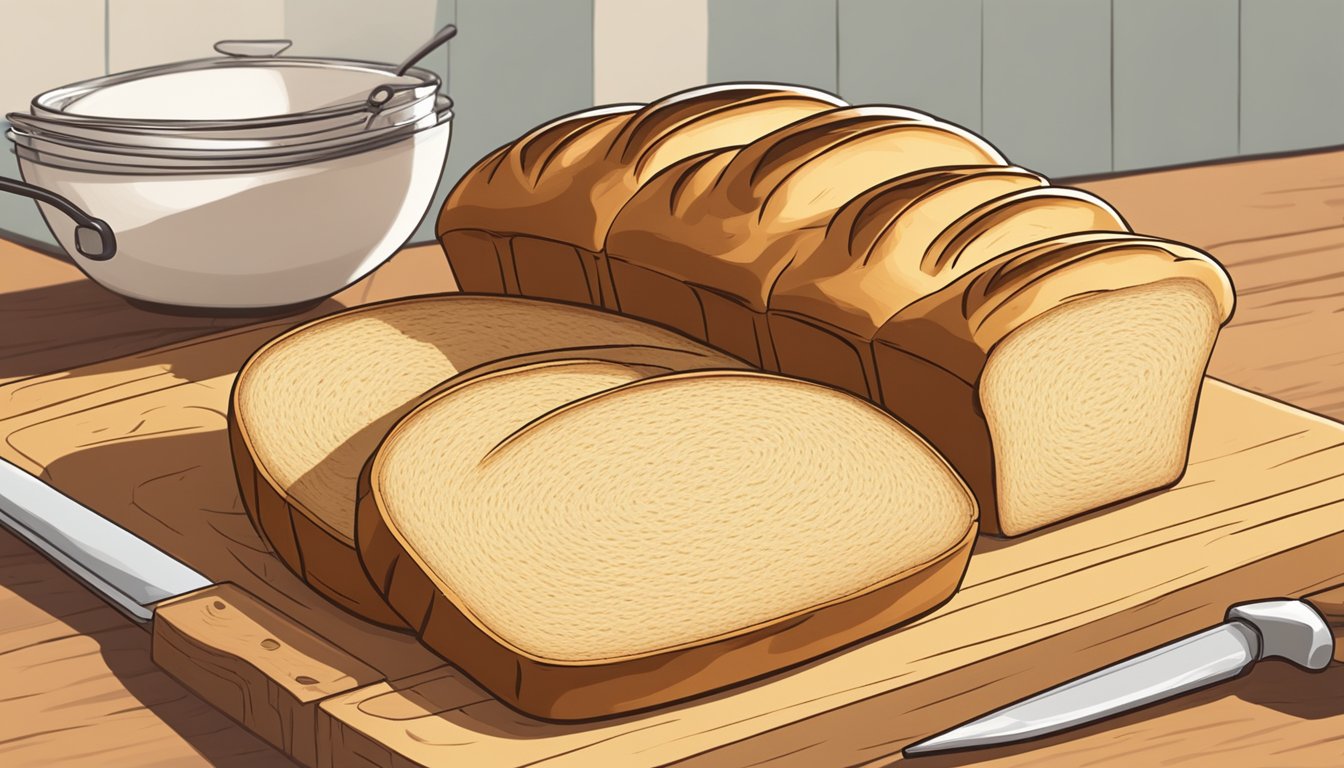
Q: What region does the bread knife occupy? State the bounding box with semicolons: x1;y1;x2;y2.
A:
0;456;211;623
904;591;1344;757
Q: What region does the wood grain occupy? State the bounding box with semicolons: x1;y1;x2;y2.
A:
311;380;1344;768
1078;147;1344;422
0;242;455;766
0;529;292;768
0;240;457;389
152;584;383;767
5;347;1341;766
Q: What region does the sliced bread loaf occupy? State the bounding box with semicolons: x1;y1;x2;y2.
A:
229;295;746;624
437;92;1237;537
357;361;977;719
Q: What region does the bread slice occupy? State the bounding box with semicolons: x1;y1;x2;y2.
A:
438;84;845;307
357;362;977;719
604;106;1005;367
875;234;1235;534
229;295;746;624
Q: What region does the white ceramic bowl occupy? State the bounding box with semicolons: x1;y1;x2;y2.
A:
14;114;451;309
32;56;439;125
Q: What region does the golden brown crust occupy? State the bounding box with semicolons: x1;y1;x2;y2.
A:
228;379;409;628
603;107;1007;364
438;86;844;251
438;86;845;306
877;232;1236;382
768;166;1048;340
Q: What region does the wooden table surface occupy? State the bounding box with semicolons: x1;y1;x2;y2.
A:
1;146;1341;766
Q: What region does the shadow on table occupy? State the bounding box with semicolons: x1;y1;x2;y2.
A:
0;271;344;384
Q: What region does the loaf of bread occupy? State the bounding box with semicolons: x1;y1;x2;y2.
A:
438;83;845;307
229;295;748;624
437;88;1236;536
356;360;976;719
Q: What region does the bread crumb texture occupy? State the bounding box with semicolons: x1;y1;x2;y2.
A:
376;367;973;661
983;280;1220;535
236;297;738;541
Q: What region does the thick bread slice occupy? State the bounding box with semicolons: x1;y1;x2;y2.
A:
767;167;1047;397
230;295;746;624
357;362;977;719
875;234;1235;534
438;85;845;307
604;106;1005;366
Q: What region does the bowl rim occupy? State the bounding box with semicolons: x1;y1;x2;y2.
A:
13;107;453;177
8;95;449;160
30;56;442;130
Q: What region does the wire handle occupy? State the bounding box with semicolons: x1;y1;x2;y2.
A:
0;177;117;260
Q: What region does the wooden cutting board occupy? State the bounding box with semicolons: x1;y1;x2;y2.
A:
0;320;1341;768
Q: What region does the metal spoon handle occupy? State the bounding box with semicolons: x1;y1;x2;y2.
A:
395;23;458;76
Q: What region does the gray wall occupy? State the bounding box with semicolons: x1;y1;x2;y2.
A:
2;0;1342;250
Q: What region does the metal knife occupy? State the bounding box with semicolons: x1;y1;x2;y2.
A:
0;456;211;623
905;592;1344;757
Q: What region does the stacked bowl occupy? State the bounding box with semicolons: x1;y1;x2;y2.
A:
1;33;455;311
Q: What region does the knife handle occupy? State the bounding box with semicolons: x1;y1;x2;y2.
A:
1304;586;1344;664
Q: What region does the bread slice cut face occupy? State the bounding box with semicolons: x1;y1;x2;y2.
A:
357;362;977;719
230;295;746;625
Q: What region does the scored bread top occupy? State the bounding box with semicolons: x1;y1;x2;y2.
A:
769;167;1045;335
768;174;1132;340
362;363;976;663
876;232;1237;382
606;106;1007;313
233;295;746;546
437;84;846;251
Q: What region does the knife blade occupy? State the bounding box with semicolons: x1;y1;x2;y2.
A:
0;456;211;622
905;594;1343;757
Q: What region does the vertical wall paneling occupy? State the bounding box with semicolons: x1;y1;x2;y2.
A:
708;0;839;93
594;0;709;105
982;0;1112;178
283;0;453;242
108;0;285;72
417;0;458;243
837;0;982;132
1;0;106;247
1113;0;1239;171
1240;0;1344;156
442;0;594;218
283;0;440;60
0;0;106;115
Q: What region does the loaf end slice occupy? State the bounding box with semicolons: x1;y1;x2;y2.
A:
877;235;1235;536
358;364;976;719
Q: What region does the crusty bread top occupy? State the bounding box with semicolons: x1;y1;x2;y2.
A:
606;106;1007;312
437;85;846;250
877;232;1237;382
233;296;745;544
368;364;976;662
769;167;1043;335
